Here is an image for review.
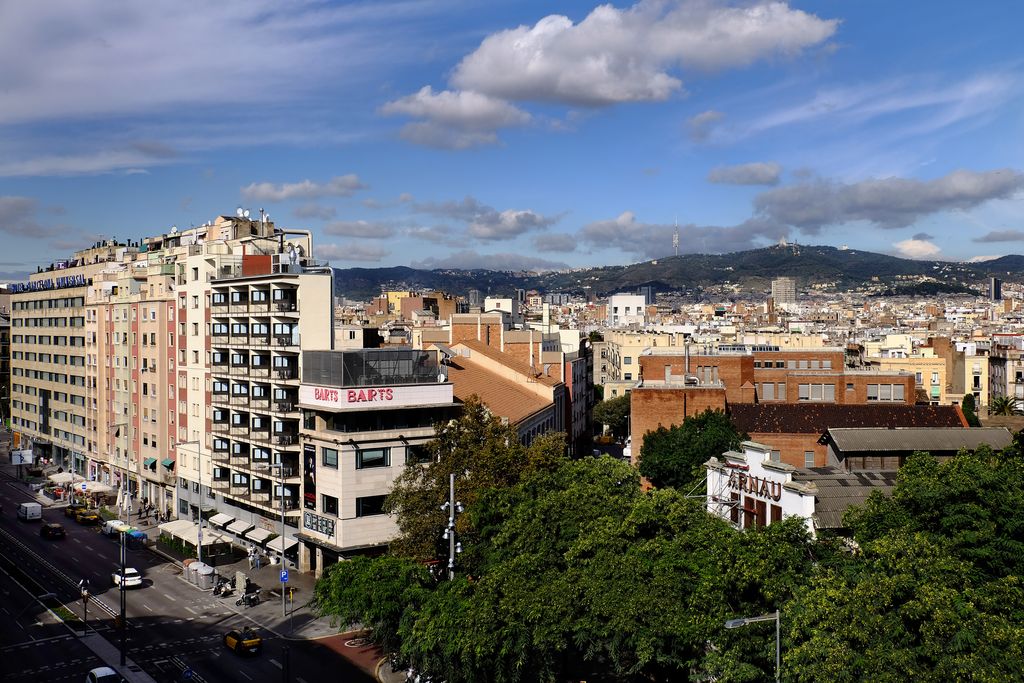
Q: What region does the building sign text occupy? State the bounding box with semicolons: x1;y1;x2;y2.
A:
727;471;782;502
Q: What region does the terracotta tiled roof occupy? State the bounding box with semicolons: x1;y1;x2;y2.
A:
729;403;966;435
444;355;551;425
456;339;562;387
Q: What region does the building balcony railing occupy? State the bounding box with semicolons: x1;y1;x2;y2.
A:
250;491;271;504
230;395;250;406
250;366;271;378
229;426;249;437
212;480;230;492
228;452;249;465
250;303;270;315
228;304;249;314
275;301;298;313
275;369;296;380
229;366;249;376
211;422;229;434
275;400;295;413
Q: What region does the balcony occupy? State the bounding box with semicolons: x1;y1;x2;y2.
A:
275;369;296;380
250;366;271;378
250;491;271;504
275;401;294;413
275;301;298;313
229;426;250;437
211;422;230;434
212;479;230;493
229;365;250;376
230;395;250;407
275;434;298;446
229;452;249;466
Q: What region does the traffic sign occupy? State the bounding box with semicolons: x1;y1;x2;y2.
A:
280;569;289;583
81;483;87;492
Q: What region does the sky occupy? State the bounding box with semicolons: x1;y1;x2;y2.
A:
2;0;1024;278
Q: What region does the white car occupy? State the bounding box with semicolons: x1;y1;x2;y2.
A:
86;666;123;683
111;567;142;588
102;519;131;536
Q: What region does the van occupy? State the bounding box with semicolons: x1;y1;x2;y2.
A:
17;502;42;521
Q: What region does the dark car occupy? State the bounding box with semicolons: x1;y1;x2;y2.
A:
65;503;88;518
223;627;262;655
41;523;67;539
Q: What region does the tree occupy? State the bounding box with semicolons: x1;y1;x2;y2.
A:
592;393;630;439
384;396;567;568
989;395;1020;416
638;409;744;490
961;394;981;427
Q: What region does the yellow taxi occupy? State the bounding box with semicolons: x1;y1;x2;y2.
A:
75;510;102;525
223;627;262;655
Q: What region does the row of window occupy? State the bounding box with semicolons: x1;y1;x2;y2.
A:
754;359;833;369
12;296;85;310
321;493;386;518
11;335;85;346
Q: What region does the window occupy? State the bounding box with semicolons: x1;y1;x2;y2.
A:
357;448;390;469
322;494;338;516
770;450;781;462
867;384;905;402
356;495;386;517
798;383;835;402
321;447;338;468
931;372;939;385
623;357;632;365
761;383;775;400
623;373;632;381
405;444;432;465
846;383;854;391
822;360;832;370
915;372;923;385
770;504;782;523
804;451;815;467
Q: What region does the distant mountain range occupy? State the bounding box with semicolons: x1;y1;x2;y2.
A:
332;244;1024;300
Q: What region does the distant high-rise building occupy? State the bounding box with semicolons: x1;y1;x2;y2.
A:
467;289;482;307
638;285;655;305
771;277;797;305
990;277;1002;301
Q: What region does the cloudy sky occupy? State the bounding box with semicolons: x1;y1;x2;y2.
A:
2;0;1023;277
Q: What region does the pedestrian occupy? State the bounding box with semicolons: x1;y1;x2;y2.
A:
247;546;254;569
254;551;262;570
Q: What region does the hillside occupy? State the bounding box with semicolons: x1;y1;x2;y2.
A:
332;244;1024;300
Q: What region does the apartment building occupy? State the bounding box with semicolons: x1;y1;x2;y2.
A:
295;349;459;576
606;293;647;328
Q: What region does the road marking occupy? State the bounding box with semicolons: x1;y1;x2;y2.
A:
184;606;198;615
269;658;282;669
72;538;82;544
163;593;176;602
297;677;309;683
238;671;252;680
143;604;153;612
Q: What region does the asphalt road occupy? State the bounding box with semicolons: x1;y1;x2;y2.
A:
0;472;374;683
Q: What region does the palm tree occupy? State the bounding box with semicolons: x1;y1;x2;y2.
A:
989;395;1021;416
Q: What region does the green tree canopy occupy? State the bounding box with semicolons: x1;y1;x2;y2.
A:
638;409;744;490
988;395;1020;416
592;393;630;439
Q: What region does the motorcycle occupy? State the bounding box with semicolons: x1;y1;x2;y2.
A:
213;578;233;597
236;589;261;608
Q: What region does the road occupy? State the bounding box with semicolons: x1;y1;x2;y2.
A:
0;471;375;683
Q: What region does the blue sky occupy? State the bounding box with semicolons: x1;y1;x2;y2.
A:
2;0;1024;277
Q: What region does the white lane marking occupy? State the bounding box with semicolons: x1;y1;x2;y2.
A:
297;677;309;683
269;658;282;669
72;538;82;544
184;606;198;615
238;671;252;680
143;604;153;612
162;593;176;602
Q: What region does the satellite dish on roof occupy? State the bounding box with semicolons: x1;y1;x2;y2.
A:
236;207;244;218
243;209;250;219
170;225;178;234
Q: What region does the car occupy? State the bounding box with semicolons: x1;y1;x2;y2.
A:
75;510;102;525
111;567;143;588
40;523;67;539
102;519;131;536
85;666;123;683
65;503;88;518
224;627;262;655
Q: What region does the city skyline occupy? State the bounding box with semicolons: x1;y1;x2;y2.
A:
2;1;1024;278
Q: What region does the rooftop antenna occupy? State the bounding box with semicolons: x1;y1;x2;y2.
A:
673;216;679;257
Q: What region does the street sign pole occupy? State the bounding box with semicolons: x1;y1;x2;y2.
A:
280;569;289;618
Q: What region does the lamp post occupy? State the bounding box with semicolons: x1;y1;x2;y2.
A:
440;473;463;580
176;441;205;565
724;610;780;683
260;462;288;618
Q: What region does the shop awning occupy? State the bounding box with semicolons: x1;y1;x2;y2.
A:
48;472;84;485
226;520;255;535
208;513;234;527
266;535;298;553
158;519;231;547
83;481;115;494
143;457;157;468
161;458;175;468
245;527;274;544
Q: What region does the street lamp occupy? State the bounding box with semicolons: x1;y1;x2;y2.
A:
724;610;780;683
259;462;288;618
176;441;205;565
440;472;464;580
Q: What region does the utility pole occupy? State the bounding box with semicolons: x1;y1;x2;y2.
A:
119;529;127;665
441;473;463;580
78;579;90;637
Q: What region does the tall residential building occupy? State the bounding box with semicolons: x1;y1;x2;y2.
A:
990;277;1002;302
771;277;797;306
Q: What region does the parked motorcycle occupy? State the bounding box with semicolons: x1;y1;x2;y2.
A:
213;578;233;597
236;589;261;608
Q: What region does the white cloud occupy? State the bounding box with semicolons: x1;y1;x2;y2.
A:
0;196;61;236
893;238;940;259
579;211;788;259
533;233;578;252
688;110;724;142
413;195;559;241
708;162;781;185
381;87;531;149
323;220;396;239
451;1;837;106
0;148;180;177
973;229;1024;243
755;169;1024;232
411;250;568;272
316;243;389;263
241;175;367;202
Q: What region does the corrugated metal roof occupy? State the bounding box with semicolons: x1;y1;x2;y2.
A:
793;467;898;529
825;427;1012;453
729;403;965;434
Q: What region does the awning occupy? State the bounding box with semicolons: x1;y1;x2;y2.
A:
208;513;234;527
48;472;84;485
83;481;114;494
245;527;274;544
161;458;175;468
143;457;157;468
158;519;231;547
266;535;298;553
226;520;255;535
